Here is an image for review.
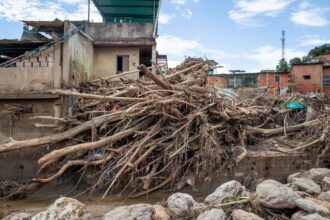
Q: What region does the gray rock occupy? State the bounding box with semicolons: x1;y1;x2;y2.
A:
32;197;91;220
295;198;330;216
301;213;330;220
231;209;263;220
205;180;245;205
291;211;308;220
288;168;330;184
103;204;153;220
255;179;300;209
322;177;330;191
288;171;311;183
309;168;330;182
3;213;32;220
167;193;198;217
152;205;170;220
291;177;321;195
319;191;330;202
196;208;226;220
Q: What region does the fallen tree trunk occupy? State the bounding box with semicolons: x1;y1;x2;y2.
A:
0;111;124;153
38;117;153;166
49;89;148;102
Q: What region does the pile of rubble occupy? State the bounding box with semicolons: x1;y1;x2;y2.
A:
3;167;330;220
0;58;329;199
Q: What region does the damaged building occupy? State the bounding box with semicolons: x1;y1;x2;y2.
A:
0;0;164;179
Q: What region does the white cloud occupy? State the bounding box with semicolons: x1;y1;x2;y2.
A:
0;0;102;22
229;0;293;25
181;8;192;19
247;45;305;69
290;2;329;27
299;36;330;46
157;35;234;67
171;0;187;5
58;0;86;4
159;13;174;24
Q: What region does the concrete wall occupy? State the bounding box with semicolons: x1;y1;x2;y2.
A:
92;46;140;79
291;64;323;93
86;23;154;41
0;67;54;93
63;22;94;86
0;99;62;181
0;46;60;93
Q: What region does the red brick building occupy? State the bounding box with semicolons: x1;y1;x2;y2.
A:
291;55;330;94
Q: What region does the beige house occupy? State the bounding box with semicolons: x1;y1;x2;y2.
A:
0;20;157;139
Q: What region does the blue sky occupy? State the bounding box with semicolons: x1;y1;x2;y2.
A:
0;0;329;72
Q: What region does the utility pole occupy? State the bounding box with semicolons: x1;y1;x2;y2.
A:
281;30;286;60
88;0;91;22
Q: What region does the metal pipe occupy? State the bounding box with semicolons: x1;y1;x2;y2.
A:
88;0;91;22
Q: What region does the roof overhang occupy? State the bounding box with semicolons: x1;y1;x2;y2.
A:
92;0;160;23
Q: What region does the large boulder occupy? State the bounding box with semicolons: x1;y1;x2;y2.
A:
152;205;170;220
167;193;198;217
205;181;245;205
291;211;308;220
295;198;330;216
103;204;153;220
3;213;32;220
196;208;226;220
318;191;330;202
255;179;300;209
322;177;330;191
32;197;91;220
309;168;330;182
291;177;321;195
288;168;330;184
301;213;330;220
231;209;263;220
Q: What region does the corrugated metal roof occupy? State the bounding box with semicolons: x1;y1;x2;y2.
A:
92;0;160;23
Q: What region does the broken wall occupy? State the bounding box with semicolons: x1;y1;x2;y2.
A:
62;22;94;85
291;64;323;93
0;46;60;93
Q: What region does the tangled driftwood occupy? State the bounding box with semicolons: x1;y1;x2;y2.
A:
0;58;329;199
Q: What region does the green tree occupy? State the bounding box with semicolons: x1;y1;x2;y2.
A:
307;44;330;58
276;58;289;72
289;57;302;66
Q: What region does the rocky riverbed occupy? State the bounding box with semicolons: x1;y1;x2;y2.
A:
2;167;330;220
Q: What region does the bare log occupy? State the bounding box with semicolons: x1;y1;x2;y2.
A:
38;117;153;166
138;64;172;90
246;119;320;136
0;111;124;153
49;89;148;102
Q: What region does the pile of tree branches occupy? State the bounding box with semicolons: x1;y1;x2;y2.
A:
0;58;329;199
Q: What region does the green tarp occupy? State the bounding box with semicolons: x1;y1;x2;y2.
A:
92;0;160;23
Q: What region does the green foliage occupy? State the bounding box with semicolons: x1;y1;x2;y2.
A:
289;57;302;66
307;44;330;58
276;58;289;72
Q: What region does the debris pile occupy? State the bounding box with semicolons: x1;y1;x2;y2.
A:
0;58;329;198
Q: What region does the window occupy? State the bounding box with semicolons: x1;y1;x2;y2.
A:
275;75;280;83
117;55;129;73
324;76;330;87
303;75;311;80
